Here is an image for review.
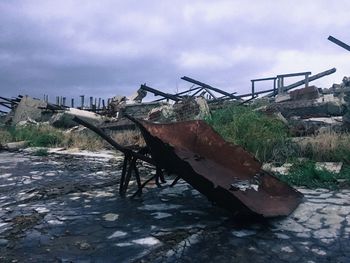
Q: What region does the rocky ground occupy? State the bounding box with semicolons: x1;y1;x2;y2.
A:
0;151;349;263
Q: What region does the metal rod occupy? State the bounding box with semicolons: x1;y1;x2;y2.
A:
72;116;156;165
328;35;350;51
181;76;240;99
140;84;181;102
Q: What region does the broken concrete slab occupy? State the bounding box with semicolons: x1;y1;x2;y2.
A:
3;141;29;151
267;97;346;118
290;86;320;101
315;162;343;174
275;93;291;103
12;96;50;125
49;108;109;128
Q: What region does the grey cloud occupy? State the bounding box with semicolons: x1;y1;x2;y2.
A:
0;0;350;105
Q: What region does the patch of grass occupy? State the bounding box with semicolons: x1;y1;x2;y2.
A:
0;127;12;145
9;124;64;147
206;105;290;162
62;131;106;151
296;132;350;165
111;130;145;147
276;160;350;189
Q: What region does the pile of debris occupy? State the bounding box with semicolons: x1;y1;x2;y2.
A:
1;70;349;138
259;76;350;136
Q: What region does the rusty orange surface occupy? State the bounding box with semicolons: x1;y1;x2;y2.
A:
135;119;303;217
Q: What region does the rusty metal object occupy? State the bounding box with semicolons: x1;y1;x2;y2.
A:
132;118;303;217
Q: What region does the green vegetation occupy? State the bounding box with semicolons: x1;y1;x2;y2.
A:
276;160;350;189
206;105;350;189
206;105;291;163
297;132;350;164
7;125;64;147
0;128;12;145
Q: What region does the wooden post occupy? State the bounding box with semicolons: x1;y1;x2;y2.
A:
71;98;74;108
305;74;310;88
80;95;84;109
90;97;93;109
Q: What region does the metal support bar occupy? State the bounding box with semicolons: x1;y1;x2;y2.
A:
72;116;155;165
140;84;181;102
328;35;350;51
181;76;240;100
266;68;336;97
276;71;311;78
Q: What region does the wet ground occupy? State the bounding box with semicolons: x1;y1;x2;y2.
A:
0;151;349;262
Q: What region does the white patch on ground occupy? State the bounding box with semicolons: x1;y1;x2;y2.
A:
45;172;56;177
115;242;133;247
275;233;290;239
108;231;127;239
34;207;50;213
281;246;294;253
138;204;182;211
311;248;327;256
132;237;160;246
103;213;119;221
47;220;64;225
95;191;114;198
232;229;257;238
151;212;172;219
0;173;12;178
0;223;9;228
70;196;80;200
0;183;16;187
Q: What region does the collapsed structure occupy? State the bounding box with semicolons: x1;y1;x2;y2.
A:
1;66;350;217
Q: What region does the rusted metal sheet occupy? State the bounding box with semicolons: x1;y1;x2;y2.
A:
133;119;303;217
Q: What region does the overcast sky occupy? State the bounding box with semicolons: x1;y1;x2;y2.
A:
1;0;350;103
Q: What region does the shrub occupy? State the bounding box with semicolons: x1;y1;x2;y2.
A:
9;124;64;147
276;160;350;189
0;128;12;145
62;131;106;151
206;106;290;162
296;132;350;164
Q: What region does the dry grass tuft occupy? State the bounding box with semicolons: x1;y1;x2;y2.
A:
62;132;107;151
110;130;145;147
0;128;12;145
296;131;350;163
